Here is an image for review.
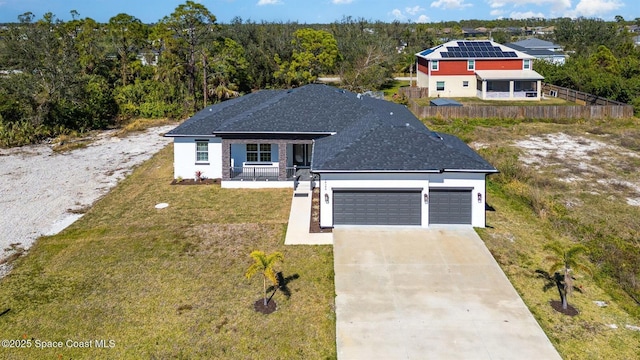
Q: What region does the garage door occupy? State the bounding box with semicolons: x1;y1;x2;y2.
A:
429;189;472;225
333;190;422;226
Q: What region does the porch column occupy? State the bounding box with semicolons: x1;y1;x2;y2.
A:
509;81;514;99
221;139;231;181
278;140;287;181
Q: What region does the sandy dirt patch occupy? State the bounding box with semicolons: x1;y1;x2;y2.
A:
0;125;175;277
514;132;640;205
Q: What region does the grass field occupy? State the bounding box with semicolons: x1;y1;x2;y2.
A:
426;117;640;359
0;145;336;359
2;115;639;359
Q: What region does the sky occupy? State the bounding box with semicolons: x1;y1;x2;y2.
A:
0;0;637;24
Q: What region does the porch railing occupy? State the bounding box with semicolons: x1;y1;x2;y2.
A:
229;166;297;181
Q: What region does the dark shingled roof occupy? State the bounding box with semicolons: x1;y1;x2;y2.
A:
166;84;496;173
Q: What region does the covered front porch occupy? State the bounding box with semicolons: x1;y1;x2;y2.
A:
221;138;314;187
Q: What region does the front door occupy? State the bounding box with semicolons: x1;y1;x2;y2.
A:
293;144;311;167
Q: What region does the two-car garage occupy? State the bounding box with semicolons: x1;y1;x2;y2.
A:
331;188;472;226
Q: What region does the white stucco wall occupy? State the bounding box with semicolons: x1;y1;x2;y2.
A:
173;137;222;180
318;172;488;228
429;75;477;98
416;69;429;88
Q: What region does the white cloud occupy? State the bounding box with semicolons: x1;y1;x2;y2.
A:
416;15;430;23
406;5;425;15
332;0;354;3
257;0;282;5
490;9;505;16
571;0;624;17
510;11;546;19
430;0;472;10
486;0;571;12
391;8;406;20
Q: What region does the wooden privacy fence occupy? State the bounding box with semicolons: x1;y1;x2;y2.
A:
398;87;429;98
542;83;629;106
407;101;633;119
399;83;634;119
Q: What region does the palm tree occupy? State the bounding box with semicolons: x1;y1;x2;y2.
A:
543;241;591;310
245;250;284;306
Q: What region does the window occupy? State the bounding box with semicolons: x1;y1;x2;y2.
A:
195;141;208;162
523;59;531;70
431;60;438;71
436;81;445;91
246;143;271;162
467;59;475;71
463;81;469;87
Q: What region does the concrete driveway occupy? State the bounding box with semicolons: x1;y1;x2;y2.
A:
334;226;562;360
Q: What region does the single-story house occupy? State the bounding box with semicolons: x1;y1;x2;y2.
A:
165;84;497;228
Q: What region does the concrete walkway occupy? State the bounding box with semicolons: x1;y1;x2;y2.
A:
333;226;562;360
284;181;332;245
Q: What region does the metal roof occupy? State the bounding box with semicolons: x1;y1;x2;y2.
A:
475;70;544;81
430;98;463;106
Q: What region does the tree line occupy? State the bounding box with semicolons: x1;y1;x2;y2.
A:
1;0;639;146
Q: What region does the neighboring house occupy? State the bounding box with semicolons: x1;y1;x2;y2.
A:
532;26;555;35
505;42;567;65
165;84;497;228
510;38;564;52
137;51;159;66
462;28;486;38
415;40;544;100
509;38;567;65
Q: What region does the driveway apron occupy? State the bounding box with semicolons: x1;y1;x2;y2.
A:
333;226;562;360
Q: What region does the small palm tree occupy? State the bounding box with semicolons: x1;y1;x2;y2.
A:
543;241;591;310
245;250;284;306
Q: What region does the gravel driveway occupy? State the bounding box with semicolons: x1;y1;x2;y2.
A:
0;125;174;277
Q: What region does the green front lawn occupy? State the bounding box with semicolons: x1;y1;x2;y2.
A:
0;145;336;359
